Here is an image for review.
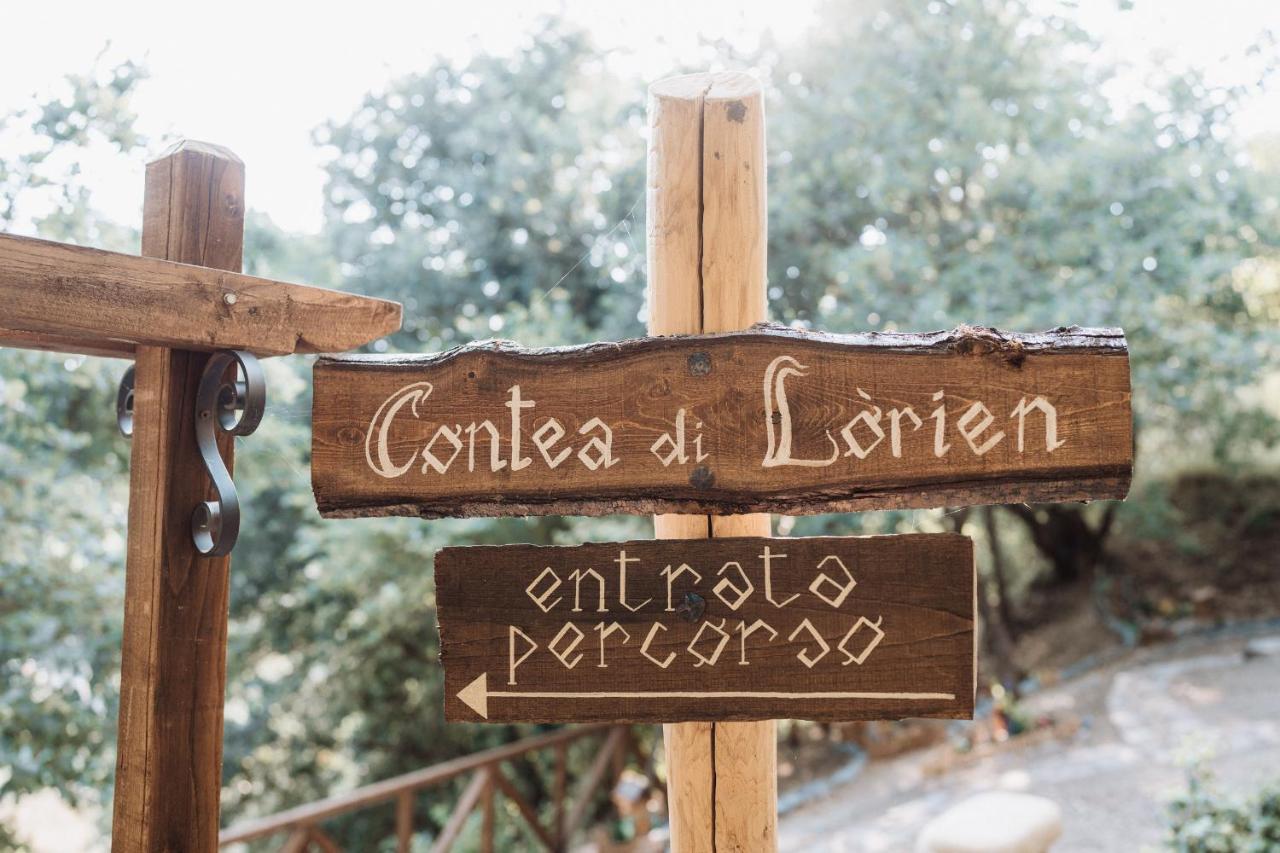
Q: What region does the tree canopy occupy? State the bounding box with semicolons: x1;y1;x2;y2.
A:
1;1;1277;846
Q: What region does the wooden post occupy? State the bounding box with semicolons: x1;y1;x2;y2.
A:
648;72;776;852
396;792;413;853
480;771;495;853
112;140;245;852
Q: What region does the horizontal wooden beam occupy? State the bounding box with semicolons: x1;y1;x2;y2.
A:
217;724;611;845
0;231;402;357
0;326;136;359
312;323;1132;518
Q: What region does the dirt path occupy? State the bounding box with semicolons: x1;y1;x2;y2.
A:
779;628;1280;852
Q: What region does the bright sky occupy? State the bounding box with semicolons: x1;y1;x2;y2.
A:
2;0;1277;234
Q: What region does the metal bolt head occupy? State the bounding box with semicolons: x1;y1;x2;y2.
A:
690;465;715;490
675;592;706;623
223;292;238;305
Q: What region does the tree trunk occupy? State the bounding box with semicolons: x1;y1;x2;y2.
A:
1005;503;1117;585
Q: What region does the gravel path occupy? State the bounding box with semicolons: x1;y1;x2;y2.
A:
779;630;1280;852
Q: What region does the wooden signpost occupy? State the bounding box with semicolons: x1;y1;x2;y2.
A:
0;70;1133;853
437;535;975;723
304;70;1132;853
312;325;1131;519
1;141;401;853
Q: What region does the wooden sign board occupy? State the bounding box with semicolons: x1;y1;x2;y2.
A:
436;534;974;723
312;324;1131;519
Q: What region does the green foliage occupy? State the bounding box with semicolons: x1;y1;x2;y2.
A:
0;58;146;247
317;20;647;351
1166;763;1280;851
0;59;146;820
766;1;1280;466
3;1;1280;847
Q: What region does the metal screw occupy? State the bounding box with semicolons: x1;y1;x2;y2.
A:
687;352;712;376
689;465;715;489
675;592;706;623
224;292;238;305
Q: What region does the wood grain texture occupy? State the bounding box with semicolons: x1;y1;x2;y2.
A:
701;72;767;333
649;70;772;853
0;155;401;357
436;535;976;723
311;324;1133;519
0;327;136;359
111;141;243;853
662;720;715;852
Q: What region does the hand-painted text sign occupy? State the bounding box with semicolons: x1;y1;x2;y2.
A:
436;535;974;723
312;324;1131;518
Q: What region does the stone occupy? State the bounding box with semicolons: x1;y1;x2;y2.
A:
916;791;1063;853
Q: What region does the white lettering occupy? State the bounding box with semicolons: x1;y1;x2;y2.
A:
365;382;432;478
838;616;884;665
593;621;631;667
789;618;831;668
840;389;885;459
548;623;585;669
761;546;799;608
738;618;778;665
569;568;606;613
957;401;1005;456
616;550;652;612
506;385;534;471
713;561;753;611
640;622;676;668
763;356;840;468
809;555;857;608
508;626;537;685
688;619;731;667
526;567;563;613
577;417;619;470
1011;396;1066;452
662;563;703;611
531;418;572;468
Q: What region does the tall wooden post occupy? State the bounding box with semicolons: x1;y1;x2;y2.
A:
113;141;245;852
648;73;777;852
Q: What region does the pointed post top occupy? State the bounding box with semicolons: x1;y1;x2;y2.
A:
151;138;244;166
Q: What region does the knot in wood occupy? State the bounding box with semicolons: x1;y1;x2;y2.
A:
947;324;1027;368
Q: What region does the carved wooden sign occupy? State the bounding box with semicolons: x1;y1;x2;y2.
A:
436;534;974;723
312;324;1131;518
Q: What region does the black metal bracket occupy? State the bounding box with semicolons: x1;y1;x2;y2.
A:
117;365;136;437
192;350;266;557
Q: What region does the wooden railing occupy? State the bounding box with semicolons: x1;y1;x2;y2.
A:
219;724;658;852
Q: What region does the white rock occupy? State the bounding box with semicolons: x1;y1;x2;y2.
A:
916;791;1063;853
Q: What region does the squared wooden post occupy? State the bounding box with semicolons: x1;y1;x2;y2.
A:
112;140;245;852
648;72;777;852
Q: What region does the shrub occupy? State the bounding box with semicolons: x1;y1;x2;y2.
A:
1166;763;1280;851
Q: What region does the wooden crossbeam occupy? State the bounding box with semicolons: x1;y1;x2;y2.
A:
0;227;401;358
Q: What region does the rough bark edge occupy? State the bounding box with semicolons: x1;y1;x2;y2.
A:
318;472;1131;519
316;323;1128;371
436;532;968;559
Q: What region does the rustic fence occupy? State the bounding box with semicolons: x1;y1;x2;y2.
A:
218;724;658;852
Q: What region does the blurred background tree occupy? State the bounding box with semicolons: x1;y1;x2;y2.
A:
0;61;145;844
2;0;1278;847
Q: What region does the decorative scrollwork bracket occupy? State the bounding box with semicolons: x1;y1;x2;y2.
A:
117;365;136;438
192;350;266;557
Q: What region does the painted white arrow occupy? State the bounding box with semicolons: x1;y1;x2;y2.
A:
456;673;956;720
